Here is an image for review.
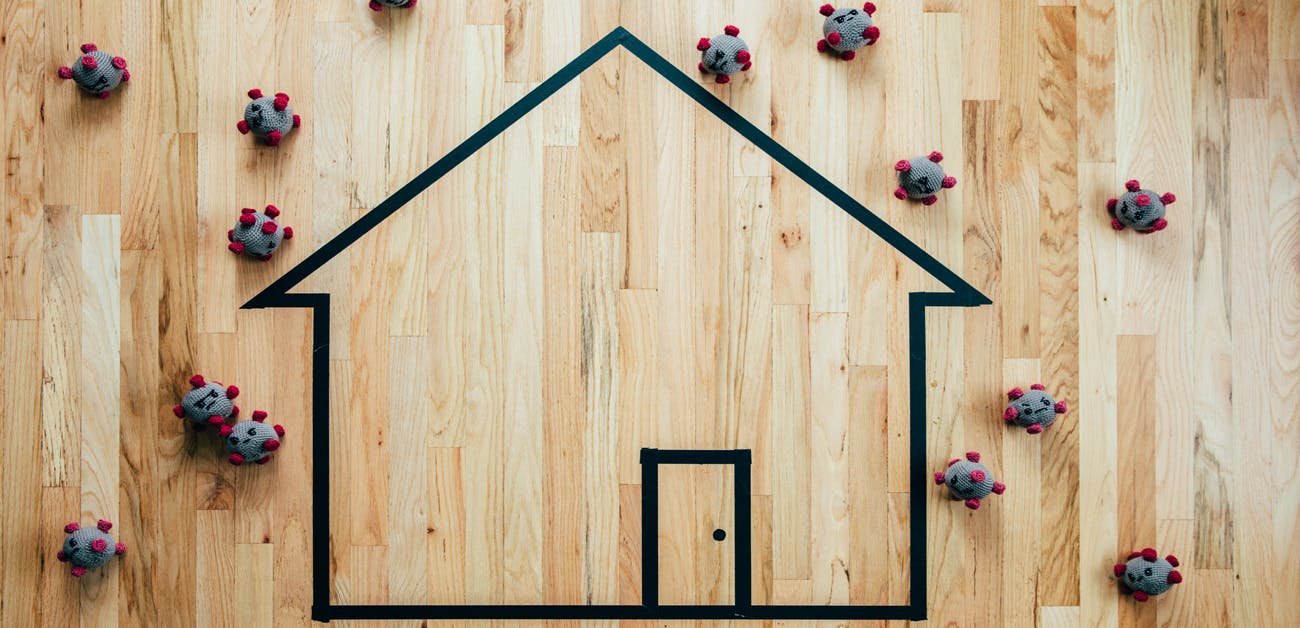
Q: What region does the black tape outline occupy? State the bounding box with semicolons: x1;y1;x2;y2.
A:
242;26;991;623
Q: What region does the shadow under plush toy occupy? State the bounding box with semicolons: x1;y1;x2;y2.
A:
236;89;301;146
697;25;751;84
221;413;285;466
817;3;880;60
1113;548;1182;601
934;451;1005;510
370;0;416;10
57;520;125;577
895;151;957;205
57;43;129;99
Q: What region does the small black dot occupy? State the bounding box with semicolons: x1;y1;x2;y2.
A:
712;528;726;541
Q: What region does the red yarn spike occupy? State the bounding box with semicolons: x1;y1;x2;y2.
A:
263;439;280;452
893;187;907;200
840;50;855;61
1007;387;1024;400
1111;219;1125;231
1027;424;1043;434
741;62;752;71
827;31;842;46
81;55;98;69
928;151;943;163
237;120;250;134
261;221;278;234
241;207;257;214
64;522;80;533
1055;401;1068;414
112;56;127;69
252;410;268;422
259;253;273;261
226;385;239;399
292;115;301;128
91;539;108;552
173;405;185;417
230;404;239;418
991;481;1006;494
864;26;879;42
207;416;224;426
1135;194;1151;207
969;469;986;482
228;453;245;466
283;227;294;239
816;40;829;53
273;97;288;112
1152;218;1168;231
1161;192;1176;204
229;242;245;254
57;66;73;79
942;176;957;189
724;25;740;36
965;451;980;462
1125;179;1141;192
189;374;206;388
1003;407;1019;422
735;50;750;64
697;37;711;51
256;457;271;465
964;498;981;510
698;62;706;72
895;160;911;172
267;131;282;146
274;424;285;436
219;424;233;437
947;458;960;467
248;88;263;99
81;43;98;53
820;3;835;16
864;2;876;15
239;213;256;226
275;92;288;101
1106;198;1118;213
1167;570;1182;584
1141;548;1158;561
1031;383;1046;390
263;204;280;217
227;229;235;242
1127;551;1143;560
1166;554;1180;567
1113;563;1127;577
71;565;87;577
121;69;130;82
1132;591;1149;602
57;551;68;562
115;543;126;555
370;0;383;9
97;519;112;532
933;472;946;484
716;75;730;84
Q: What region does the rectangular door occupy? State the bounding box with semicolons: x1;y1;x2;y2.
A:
657;464;736;605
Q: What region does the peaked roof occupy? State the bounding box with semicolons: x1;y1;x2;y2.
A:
244;26;989;310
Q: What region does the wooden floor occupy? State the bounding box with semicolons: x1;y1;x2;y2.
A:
1;0;1298;626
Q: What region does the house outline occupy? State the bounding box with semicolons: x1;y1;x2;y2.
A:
244;26;991;623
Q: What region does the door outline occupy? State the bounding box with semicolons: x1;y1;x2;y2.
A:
639;448;752;609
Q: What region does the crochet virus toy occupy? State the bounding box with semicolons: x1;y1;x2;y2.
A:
817;3;880;60
1113;548;1182;601
57;43;129;99
697;25;751;84
173;374;240;429
934;451;1005;510
228;205;293;261
1003;384;1068;434
369;0;417;10
220;413;285;466
1107;179;1175;233
236;89;301;146
894;151;957;205
57;520;125;577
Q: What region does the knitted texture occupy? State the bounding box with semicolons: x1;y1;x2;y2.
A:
237;89;301;146
57;44;129;98
1003;384;1068;434
173;374;240;429
57;520;125;577
818;3;879;60
221;414;285;466
228;205;293;261
1107;179;1175;233
1114;548;1182;601
370;0;417;10
697;25;751;84
934;451;1005;510
895;151;957;205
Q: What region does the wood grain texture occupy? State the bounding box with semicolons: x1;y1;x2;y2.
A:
1;1;1296;626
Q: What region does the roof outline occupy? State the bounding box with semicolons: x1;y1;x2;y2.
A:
240;26;991;623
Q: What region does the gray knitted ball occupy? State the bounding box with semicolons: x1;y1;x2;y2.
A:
1113;549;1182;601
172;374;239;429
934;451;1005;510
57;520;125;577
57;44;129;98
1003;384;1068;434
818;3;880;59
894;151;957;205
370;0;417;10
1107;179;1175;233
697;26;751;84
220;415;285;466
228;205;293;261
237;89;300;146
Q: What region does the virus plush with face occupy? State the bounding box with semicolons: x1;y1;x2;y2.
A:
236;89;301;146
817;3;880;60
1107;179;1175;233
1113;548;1182;601
57;43;129;99
228;205;293;261
894;151;957;206
369;0;417;10
173;374;241;430
1003;384;1068;434
697;25;752;84
57;520;125;577
221;413;285;466
934;451;1005;510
